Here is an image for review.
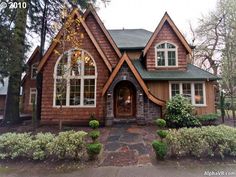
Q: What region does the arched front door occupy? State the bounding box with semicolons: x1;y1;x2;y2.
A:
114;81;136;118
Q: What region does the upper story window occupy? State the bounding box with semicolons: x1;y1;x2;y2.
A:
29;88;37;105
54;49;97;107
31;63;38;79
155;42;177;67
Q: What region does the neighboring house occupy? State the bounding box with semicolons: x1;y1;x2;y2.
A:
21;46;40;114
22;6;218;125
0;77;8;115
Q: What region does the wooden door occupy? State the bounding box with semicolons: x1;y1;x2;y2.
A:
115;84;135;118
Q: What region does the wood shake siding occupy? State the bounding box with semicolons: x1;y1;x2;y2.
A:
85;13;119;67
146;21;188;71
40;22;110;124
147;81;216;115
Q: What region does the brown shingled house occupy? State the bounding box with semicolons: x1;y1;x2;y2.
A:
22;6;218;126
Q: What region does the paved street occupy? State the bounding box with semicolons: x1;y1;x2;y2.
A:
1;162;236;177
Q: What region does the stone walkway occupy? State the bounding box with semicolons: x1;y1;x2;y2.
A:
100;124;157;166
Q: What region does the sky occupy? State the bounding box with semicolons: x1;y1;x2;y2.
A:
97;0;218;41
27;0;218;56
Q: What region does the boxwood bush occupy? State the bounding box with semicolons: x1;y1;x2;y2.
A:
152;140;167;160
166;125;236;159
87;143;102;159
89;120;100;129
197;113;219;125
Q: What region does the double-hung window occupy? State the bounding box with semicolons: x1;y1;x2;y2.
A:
54;49;97;107
169;82;206;106
155;42;177;67
31;63;38;79
29;88;37;105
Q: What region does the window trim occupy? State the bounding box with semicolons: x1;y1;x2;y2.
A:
29;88;37;105
31;63;38;79
155;41;178;67
53;48;97;108
169;81;206;107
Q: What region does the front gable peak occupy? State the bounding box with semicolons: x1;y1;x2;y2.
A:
143;12;192;56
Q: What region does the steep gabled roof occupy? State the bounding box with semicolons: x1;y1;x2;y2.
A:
143;12;192;56
83;5;122;58
37;8;113;72
102;53;165;106
26;46;39;65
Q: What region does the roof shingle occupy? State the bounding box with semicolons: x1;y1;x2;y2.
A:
108;29;152;49
132;60;219;81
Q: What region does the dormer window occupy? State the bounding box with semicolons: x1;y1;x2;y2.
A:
155;42;177;67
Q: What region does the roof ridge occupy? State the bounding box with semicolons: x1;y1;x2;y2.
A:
108;28;152;32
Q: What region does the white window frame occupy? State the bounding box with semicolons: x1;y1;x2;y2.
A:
169;81;206;107
31;63;38;79
29;88;37;105
155;41;178;67
53;48;97;108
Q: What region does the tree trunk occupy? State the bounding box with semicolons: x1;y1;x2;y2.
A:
3;0;29;125
231;96;236;127
36;0;48;121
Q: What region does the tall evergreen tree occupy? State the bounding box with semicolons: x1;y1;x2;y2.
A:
2;0;29;125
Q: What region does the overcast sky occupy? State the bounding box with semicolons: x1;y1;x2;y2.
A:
27;0;218;57
97;0;218;41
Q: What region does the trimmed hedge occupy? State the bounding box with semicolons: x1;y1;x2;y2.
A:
0;131;87;160
166;125;236;159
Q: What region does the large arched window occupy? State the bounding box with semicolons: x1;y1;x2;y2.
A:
54;49;97;107
155;42;178;67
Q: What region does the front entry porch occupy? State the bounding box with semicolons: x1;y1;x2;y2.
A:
103;58;162;126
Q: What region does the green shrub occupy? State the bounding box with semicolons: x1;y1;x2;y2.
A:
165;95;201;128
31;133;55;160
87;143;102;159
89;130;100;142
152;140;167;160
155;119;166;128
0;133;32;159
157;130;168;139
166;125;236;159
48;130;87;159
89;120;100;129
197;114;219;124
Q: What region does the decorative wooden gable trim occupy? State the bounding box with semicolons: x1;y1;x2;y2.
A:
143;12;192;56
37;8;112;72
102;53;165;106
83;5;122;58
